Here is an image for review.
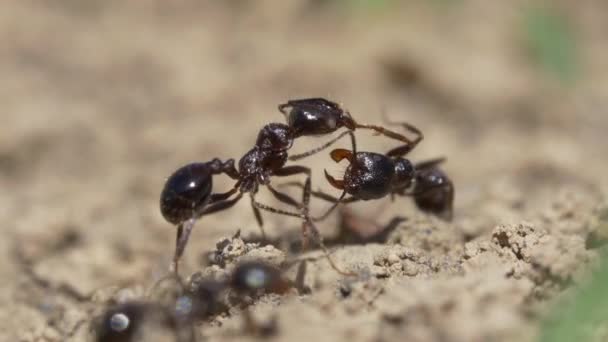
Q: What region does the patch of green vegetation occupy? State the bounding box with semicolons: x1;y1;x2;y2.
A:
539;209;608;342
523;6;580;84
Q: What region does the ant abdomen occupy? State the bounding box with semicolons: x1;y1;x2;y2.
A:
160;163;213;225
279;98;355;137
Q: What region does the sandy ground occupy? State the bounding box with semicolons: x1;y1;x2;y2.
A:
2;1;608;341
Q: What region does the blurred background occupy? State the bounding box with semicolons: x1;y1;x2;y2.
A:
1;1;607;340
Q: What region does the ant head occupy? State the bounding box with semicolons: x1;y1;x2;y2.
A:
279;98;354;137
230;261;288;295
326;150;394;200
160;163;213;225
413;167;454;221
391;157;415;190
256;123;293;151
95;301;191;342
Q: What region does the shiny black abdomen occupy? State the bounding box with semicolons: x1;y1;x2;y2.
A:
344;152;394;200
285;98;343;137
160;162;213;224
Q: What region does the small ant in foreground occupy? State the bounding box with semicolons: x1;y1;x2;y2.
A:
160;98;422;274
94;261;290;341
93;301;195;342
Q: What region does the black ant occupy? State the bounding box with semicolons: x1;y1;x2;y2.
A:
94;261;291;341
94;261;290;341
160;98;422;274
283;118;453;221
295;152;453;221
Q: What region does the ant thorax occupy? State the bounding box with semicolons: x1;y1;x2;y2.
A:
237;123;295;193
255;123;293;150
238;148;289;192
280;97;356;137
237;144;291;194
238;149;264;192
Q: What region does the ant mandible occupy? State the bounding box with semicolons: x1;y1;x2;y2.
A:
286;120;454;221
160;98;422;274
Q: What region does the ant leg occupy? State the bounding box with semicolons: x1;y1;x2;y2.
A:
355;121;423;157
276;181;360;222
381;114;424;140
304;219;355;276
207;185;239;203
272;165;314;246
289;130;357;161
403;183;452;197
171;218;196;274
415;157;446;170
312;191;351;222
292;168;354;273
279;181;351;202
278;181;360;221
381;116;424;157
250;196;305;219
249;195;267;239
249;192;310;238
171;190;243;274
300;220;310;251
199;193;244;216
266;184;301;209
273;166;311;194
251;196;310;242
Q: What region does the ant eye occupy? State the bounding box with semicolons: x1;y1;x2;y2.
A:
109;313;130;332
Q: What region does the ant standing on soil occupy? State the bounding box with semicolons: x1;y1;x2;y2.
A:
286;121;454;221
94;261;290;341
160;98;422;274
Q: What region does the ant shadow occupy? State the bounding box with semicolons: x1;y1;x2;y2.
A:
244;209;408;254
